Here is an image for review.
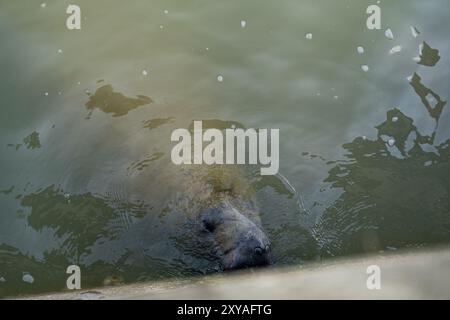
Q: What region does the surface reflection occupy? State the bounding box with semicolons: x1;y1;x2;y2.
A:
85;84;153;118
315;67;449;257
416;42;441;67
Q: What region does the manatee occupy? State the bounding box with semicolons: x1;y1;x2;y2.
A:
129;161;317;274
169;164;272;270
0;82;317;296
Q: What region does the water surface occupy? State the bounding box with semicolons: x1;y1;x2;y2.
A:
1;0;450;297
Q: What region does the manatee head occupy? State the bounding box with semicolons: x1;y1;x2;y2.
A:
200;202;271;270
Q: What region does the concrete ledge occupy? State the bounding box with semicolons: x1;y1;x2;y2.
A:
17;247;450;300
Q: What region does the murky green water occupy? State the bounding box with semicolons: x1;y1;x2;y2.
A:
1;0;450;297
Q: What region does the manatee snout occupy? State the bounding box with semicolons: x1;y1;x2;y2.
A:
201;203;271;270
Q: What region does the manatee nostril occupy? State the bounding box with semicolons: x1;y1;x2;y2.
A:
254;247;264;255
202;220;216;233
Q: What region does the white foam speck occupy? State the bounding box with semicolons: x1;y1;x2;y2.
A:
305;33;312;40
163;9;169;14
217;75;224;82
357;46;364;54
361;65;369;72
410;26;420;38
406;75;413;82
0;277;5;283
389;45;402;54
385;28;394;40
333;95;339;99
388;138;395;147
44;92;49;96
142;70;148;76
22;274;34;284
240;20;247;28
58;49;63;54
40;3;46;9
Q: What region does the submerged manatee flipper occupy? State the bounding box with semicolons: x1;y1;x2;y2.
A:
201;202;271;270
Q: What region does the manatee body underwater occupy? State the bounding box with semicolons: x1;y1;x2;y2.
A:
0;84;318;296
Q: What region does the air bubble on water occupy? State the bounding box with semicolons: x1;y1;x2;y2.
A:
142;70;148;77
44;92;49;96
206;47;210;51
0;277;5;283
58;49;63;54
384;28;394;40
305;33;313;40
163;9;169;14
392;116;398;122
77;81;81;85
387;138;395;147
333;95;339;99
410;26;420;38
240;20;247;28
40;3;46;9
22;274;34;284
217;75;224;82
58;91;62;95
159;25;164;30
389;45;402;54
361;65;369;72
357;46;364;54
